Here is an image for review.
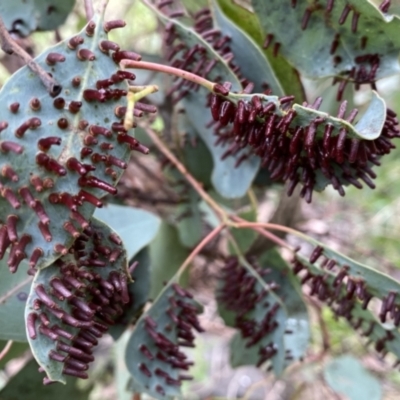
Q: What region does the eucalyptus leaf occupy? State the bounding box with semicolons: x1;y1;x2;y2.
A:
144;0;261;198
0;0;75;36
109;248;151;340
0;260;31;342
251;0;400;81
0;359;91;400
125;284;202;400
94;204;161;260
259;249;310;362
209;0;284;95
215;0;305;102
175;190;203;248
149;222;189;299
324;355;382;400
26;217;129;383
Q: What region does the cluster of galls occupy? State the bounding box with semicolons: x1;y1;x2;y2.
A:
287;0;388;99
137;284;203;396
294;246;398;356
27;222;130;383
156;1;252;103
218;256;292;367
0;19;155;272
209;93;399;202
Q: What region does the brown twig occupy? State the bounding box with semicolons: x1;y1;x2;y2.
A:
177;224;225;278
144;126;227;220
0;16;61;97
0;340;13;362
84;0;94;20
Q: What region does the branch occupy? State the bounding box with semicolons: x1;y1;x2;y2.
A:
121;60;216;92
0;16;61;97
143;126;227;220
0;340;13;362
84;0;94;20
177;224;225;278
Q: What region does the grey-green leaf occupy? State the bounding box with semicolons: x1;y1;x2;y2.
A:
94;204;161;260
0;359;91;400
0;14;135;270
109;247;151;340
251;0;400;81
125;284;202;400
324;355;382;400
209;0;284;95
0;0;75;36
149;222;189;299
25;217;129;383
0;260;31;342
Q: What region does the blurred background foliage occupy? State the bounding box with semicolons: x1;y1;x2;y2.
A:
1;0;400;399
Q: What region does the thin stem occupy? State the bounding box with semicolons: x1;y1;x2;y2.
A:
0;340;13;362
121;60;216;92
0;16;61;97
84;0;94;20
177;224;225;279
0;277;32;304
232;221;295;251
231;216;310;243
143;126;227;220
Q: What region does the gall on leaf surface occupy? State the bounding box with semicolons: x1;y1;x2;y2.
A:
215;0;305;102
144;0;261;199
25;217;130;384
125;283;203;399
291;243;400;361
209;0;285;96
217;256;288;375
210;89;398;200
0;14;142;271
251;0;400;84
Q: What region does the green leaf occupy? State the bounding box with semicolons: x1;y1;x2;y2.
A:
296;235;400;311
0;359;91;400
125;283;202;400
177;114;213;189
94;204;161;260
215;0;305;102
114;331;133;400
184;95;261;198
324;355;382;400
109;248;151;340
149;222;190;299
258;249;309;362
227;90;387;141
0;0;75;36
209;0;284;96
0;260;31;342
144;0;261;198
220;90;388;193
175;190;203;249
218;257;288;375
25;217;129;383
251;0;400;81
367;0;400;21
0;14;136;270
292;247;400;361
229;208;258;254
